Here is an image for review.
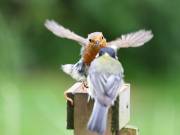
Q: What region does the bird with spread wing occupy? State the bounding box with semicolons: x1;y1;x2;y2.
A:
45;20;153;104
45;20;153;80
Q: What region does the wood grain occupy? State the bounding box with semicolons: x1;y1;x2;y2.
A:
118;126;139;135
74;93;113;135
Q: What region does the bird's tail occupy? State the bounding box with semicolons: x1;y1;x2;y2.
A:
87;100;109;135
61;59;86;81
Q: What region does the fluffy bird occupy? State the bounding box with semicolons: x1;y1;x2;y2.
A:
87;47;124;135
44;20;153;82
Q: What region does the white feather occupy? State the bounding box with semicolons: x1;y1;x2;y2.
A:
107;30;153;49
61;64;73;74
61;64;86;81
45;20;87;46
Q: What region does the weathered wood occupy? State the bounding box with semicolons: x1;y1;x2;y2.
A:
66;93;74;129
74;93;113;135
111;96;119;132
66;82;87;130
118;125;139;135
119;85;130;130
66;83;131;135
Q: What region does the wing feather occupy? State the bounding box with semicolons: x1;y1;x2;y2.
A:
45;20;87;46
88;72;123;106
107;30;153;49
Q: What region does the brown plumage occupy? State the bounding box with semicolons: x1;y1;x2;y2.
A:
82;34;107;65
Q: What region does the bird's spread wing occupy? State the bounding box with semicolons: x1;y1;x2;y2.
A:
88;72;123;106
45;20;87;46
107;30;153;49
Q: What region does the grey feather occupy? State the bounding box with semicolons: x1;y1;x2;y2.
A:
89;72;123;106
45;20;87;46
87;100;109;135
107;29;153;49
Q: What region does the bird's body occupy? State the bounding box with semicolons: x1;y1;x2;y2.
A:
87;47;124;134
45;20;153;82
87;53;124;100
83;45;101;65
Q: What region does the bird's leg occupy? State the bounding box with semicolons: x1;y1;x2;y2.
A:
81;81;88;91
64;90;73;106
83;81;88;88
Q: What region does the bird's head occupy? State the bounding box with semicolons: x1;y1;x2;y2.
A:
98;47;116;59
87;32;107;48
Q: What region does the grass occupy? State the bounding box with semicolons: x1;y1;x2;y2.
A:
0;71;180;135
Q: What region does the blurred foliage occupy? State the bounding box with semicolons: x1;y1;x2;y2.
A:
0;0;180;76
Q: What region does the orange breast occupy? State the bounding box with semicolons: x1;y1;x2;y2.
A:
83;44;106;65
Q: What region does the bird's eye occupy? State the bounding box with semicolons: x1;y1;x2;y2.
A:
89;39;92;42
102;36;104;39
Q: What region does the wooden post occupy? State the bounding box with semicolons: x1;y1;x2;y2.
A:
66;93;74;129
118;125;139;135
66;83;137;135
74;93;113;135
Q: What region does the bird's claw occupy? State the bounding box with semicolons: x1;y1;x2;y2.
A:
64;91;74;106
81;81;88;91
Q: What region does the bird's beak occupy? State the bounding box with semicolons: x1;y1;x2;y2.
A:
95;41;99;46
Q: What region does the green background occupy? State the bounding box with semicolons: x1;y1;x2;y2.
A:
0;0;180;135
